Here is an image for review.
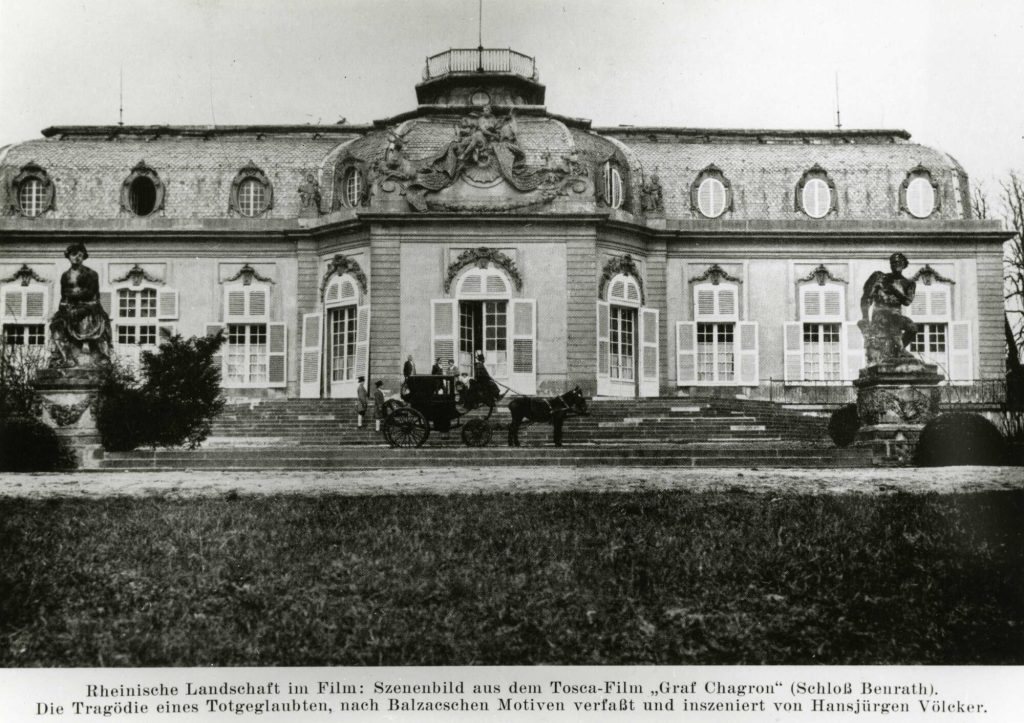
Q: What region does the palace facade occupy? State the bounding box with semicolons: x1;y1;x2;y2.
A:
0;48;1009;399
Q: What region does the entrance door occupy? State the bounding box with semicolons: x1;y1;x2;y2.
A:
458;300;508;378
327;304;357;397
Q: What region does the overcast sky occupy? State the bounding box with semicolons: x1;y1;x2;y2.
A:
2;0;1023;200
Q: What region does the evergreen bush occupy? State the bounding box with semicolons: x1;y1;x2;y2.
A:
913;413;1008;466
97;331;225;451
827;403;860;448
0;416;76;472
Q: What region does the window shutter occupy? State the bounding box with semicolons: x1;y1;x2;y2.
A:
638;307;659;397
675;321;697;385
431;299;458;366
948;321;972;383
611;168;623;209
509;298;537;395
784;321;804;382
802;288;822;318
485;273;508;296
248;288;268;318
929;286;950;318
226;288;246;320
717;286;737;318
354;304;371;380
158;289;179;320
596;300;611;395
204;323;224;379
844;321;865;381
24;289;47;320
695;288;715;318
300;312;323;398
2;289;24;318
267;322;287;387
99;290;113;317
737;321;759;386
823;287;843;318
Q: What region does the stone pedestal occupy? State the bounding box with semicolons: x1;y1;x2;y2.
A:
853;360;943;465
33;367;105;469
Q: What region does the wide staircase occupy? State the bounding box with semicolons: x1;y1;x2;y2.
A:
98;397;868;470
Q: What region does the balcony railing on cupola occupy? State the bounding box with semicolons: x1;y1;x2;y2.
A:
423;47;538;81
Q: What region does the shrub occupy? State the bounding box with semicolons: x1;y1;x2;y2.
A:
827;403;860;448
914;413;1008;466
96;331;225;451
0;416;75;472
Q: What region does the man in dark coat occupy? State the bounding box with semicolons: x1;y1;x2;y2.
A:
403;355;416;378
356;376;368;429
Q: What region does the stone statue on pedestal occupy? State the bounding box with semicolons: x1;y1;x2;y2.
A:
857;252;918;365
48;243;111;369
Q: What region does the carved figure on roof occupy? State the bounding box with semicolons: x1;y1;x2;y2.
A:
48;243;111;368
858;252;919;365
640;172;664;213
298;173;322;215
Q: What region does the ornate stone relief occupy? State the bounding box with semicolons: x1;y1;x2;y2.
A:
599;254;645;303
371;109;587;212
111;264;163;286
0;264;48;286
225;264;274;286
47;397;93;427
797;264;846;286
443;247;522;293
689;264;742;286
319;254;368;299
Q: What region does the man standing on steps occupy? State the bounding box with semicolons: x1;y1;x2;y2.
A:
373;380;386;432
356;376;369;429
403;354;416;379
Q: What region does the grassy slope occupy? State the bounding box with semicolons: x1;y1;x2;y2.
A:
1;490;1022;666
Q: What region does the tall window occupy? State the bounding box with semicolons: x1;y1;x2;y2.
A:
610;306;635;380
329;306;357;383
456;268;511;377
907;273;959;376
802;323;842;381
226;324;268;385
110;283;178;372
1;282;49;366
910;323;947;368
785;280;847;383
697;322;734;382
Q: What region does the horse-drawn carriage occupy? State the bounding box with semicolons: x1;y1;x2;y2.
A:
380;374;500;447
381;374;589;448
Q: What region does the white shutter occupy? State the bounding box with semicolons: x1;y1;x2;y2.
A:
675;321;697;385
737;321;759;386
431;299;458;367
823;287;843;319
267;322;287;388
844;321;865;381
1;288;23;318
509;299;537;395
248;288;268;318
802;288;822;318
157;289;179;319
948;321;972;384
225;287;246;320
596;301;611;396
99;290;113;317
638;306;659;397
300;312;323;398
717;286;737;318
204;323;224;380
24;288;48;320
784;321;803;382
354;304;371;381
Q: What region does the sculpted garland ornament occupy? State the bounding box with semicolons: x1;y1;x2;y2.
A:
443;248;523;294
47;397;94;427
320;254;369;300
1;264;48;286
599;255;645;304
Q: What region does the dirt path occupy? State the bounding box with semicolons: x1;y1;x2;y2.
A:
0;466;1020;498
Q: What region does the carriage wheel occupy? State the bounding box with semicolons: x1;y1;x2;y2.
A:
461;418;493;447
381;399;404;417
383;407;430;448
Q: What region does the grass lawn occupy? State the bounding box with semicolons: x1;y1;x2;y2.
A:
1;490;1022;666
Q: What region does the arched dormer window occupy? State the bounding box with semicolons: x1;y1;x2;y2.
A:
229;163;273;217
796;166;836;219
900;166;941;219
456;267;512;298
606;273;642;306
690;165;733;219
600;161;625;210
120;161;165;217
11;163;55;218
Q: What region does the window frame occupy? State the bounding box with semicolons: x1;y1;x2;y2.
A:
900;167;942;219
690;165;732;219
229;164;273;217
795;166;836;219
119;162;165;217
11;164;55;218
602;161;624;210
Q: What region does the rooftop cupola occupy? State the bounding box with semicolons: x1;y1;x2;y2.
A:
416;47;546;108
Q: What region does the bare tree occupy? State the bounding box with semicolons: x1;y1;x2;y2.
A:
1002;173;1024;373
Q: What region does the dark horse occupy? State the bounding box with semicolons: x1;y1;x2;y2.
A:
507;386;588;447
